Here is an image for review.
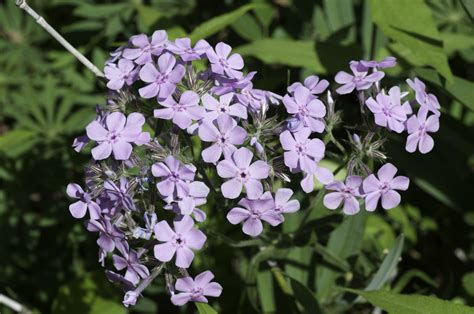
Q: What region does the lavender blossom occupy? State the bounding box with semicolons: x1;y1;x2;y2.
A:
198;114;247;163
406;77;441;116
288;75;329;96
216;147;270;199
123;31;168;64
154;91;205;129
206;42;244;78
273;188;300;214
153;216;206;268
86;218;125;252
66;183;100;219
112;243;150;285
139;53;185;100
104;177;136;211
86;112;150;160
362;163;410;211
335;61;385;94
406;108;440;154
365;86;408;133
283;86;326;133
323;176;362;215
227;192;283;237
171;271;223;306
167;38;210;62
152;156;196;198
104;59;138;90
360;56;397;69
201;93;247;121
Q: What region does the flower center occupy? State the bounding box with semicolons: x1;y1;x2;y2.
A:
107;131;120;143
170;171;180;182
174;234;185;247
295;143;306;155
380;182;391;193
239;170;249;181
219;58;229;67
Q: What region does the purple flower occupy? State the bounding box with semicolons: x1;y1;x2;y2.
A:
138;53;185;100
198;114;247;163
72;134;90;152
174;181;210;221
86;112;150;160
154;91;205;129
283;86;326;133
104;177;136;211
288;75;329;96
227;192;283;237
104;59;138;90
201;93;247;121
300;166;334;193
360;56;397;69
323;176;362;215
406;77;441;116
113;243;150;285
123;31;168;64
235;84;265;112
406;108;440;154
273;188;300;214
123;291;139;307
167;38;210;62
152;156;196;198
105;270;135;291
335;61;385;94
279;127;326;173
153;216;206;268
212;71;256;95
66;183;100;219
86;218;125;252
365;87;408;133
171;271;223;306
206;42;244;78
216;147;270;199
362;163;410;211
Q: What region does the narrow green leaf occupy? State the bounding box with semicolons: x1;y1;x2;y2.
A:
365;234;404;291
235;39;325;73
189;4;258;42
0;129;37;157
345;289;474;314
136;5;162;29
231;13;263;41
313;243;350;272
195;303;218;314
393;269;437;293
257;270;276;313
370;0;452;81
288;276;322;314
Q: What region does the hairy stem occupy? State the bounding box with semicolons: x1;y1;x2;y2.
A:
15;0;105;78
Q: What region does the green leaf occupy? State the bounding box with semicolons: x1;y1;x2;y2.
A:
415;68;474;112
257;270;276;313
288;276;322;314
235;39;325;73
441;32;474;55
345;289;474;314
74;3;130;19
316;212;367;301
136;5;162;29
365;234;404;291
322;0;356;43
231;13;263;41
462;272;474;296
0;129;37;157
393;269;437;293
370;0;452;81
195;302;218;314
189;4;258;42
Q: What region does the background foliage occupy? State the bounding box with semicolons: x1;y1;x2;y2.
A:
0;0;473;313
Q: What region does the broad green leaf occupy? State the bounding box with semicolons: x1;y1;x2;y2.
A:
415;68;474;112
316;212;367;301
462;272;474;296
365;214;396;250
195;303;218;314
460;0;474;21
313;243;350;272
257;270;276;313
0;129;37;158
364;234;404;291
370;0;452;81
345;289;474;314
231;13;263;41
136;5;162;29
322;0;355;43
441;32;474;55
74;3;130;19
189;4;258;42
235;39;325;73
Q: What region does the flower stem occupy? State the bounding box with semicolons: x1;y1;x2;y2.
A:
15;0;105;78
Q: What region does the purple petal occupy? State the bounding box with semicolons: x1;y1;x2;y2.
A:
175;246;194;268
227;207;250;224
377;163;398;181
154;220;175;241
323;192;343;209
154;242;176;262
242;218;263;237
69;201;87;218
381;190;401;210
221;178;243;199
342;197;360;215
91;142;112;160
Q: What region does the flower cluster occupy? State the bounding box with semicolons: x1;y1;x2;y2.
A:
68;30;441;308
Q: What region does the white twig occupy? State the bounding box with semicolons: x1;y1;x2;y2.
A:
0;293;31;314
15;0;105;78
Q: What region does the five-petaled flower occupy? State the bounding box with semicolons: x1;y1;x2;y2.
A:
153;216;206;268
104;59;138;90
283;86;326;133
86;218;125;252
273;188;300;214
86;112;150;160
66;183;100;219
171;271;223;306
406;77;441;116
167;38;210;62
323;176;362;215
406;108;440;154
198;114;247;163
112;243;150;285
139;53;185;100
216;147;270;199
152;156;196;198
154;91;205;129
288;75;329;96
201;93;247;121
365;86;408;133
206;42;244;78
123;30;168;64
362;163;410;211
335;61;385;94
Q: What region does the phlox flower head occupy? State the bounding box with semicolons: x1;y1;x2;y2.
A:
406;107;440;154
335;61;385;94
171;271;223;306
283;86;326;133
323;176;362;215
123;30;168;64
